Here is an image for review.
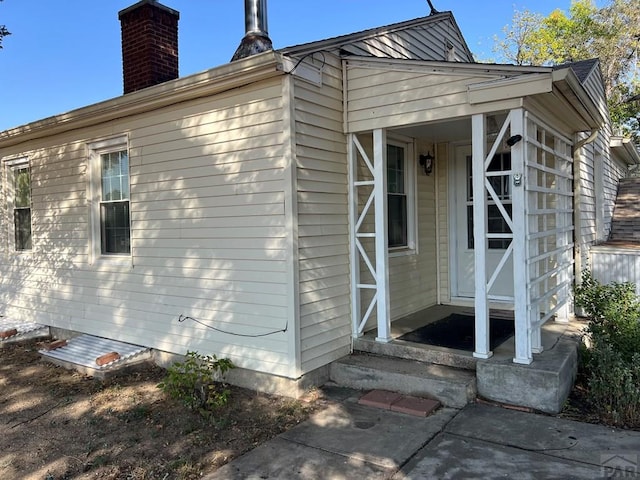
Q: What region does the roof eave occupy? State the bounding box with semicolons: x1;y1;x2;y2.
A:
611;136;640;165
345;56;551;76
279;12;462;57
552;67;604;130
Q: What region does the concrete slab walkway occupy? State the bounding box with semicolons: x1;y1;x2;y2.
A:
208;393;640;480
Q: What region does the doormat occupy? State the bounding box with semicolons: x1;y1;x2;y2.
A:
397;313;514;351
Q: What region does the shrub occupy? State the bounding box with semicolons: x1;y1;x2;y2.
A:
586;345;640;426
575;270;640;361
574;270;640;427
158;351;234;415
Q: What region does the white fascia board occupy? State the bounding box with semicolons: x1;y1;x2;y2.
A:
611;136;640;165
467;73;553;105
552;67;604;128
0;51;286;148
344;56;550;77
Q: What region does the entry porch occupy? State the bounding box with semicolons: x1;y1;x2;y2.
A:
333;304;582;412
345;58;602;371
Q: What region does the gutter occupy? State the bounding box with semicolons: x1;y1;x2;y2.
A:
0;51;286;149
610;136;640;166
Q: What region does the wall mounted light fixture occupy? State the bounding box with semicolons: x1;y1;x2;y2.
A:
419;152;435;175
506;134;523;147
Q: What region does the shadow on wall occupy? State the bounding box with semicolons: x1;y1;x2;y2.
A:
0;82;295;376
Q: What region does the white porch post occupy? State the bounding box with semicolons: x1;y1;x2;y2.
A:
348;134;362;337
472;114;491;359
511;108;533;364
373;128;391;342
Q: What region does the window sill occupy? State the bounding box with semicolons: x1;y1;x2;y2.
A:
389;247;417;258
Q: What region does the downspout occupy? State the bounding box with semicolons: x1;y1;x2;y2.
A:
573;128;600;293
434;142;443;305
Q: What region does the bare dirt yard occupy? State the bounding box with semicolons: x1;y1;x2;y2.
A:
0;339;325;480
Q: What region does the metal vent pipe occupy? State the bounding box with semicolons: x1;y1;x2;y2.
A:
231;0;273;61
245;0;269;37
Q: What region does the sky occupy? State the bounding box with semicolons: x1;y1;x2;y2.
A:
0;0;602;132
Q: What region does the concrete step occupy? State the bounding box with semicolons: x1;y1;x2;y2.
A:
329;353;476;409
353;336;477;370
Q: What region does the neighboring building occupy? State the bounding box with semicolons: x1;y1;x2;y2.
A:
1;1;638;397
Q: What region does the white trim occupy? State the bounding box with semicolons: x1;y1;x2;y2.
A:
87;135;132;268
344;56;551;77
510;108;532;365
350;133;382;338
4;157;31;254
4;156;29;167
348;134;362;338
281;75;302;378
387;135;417;256
467;74;552;105
373;128;391;343
472;114;491;359
87;136;128;152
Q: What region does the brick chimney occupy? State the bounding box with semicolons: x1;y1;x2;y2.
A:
118;0;179;94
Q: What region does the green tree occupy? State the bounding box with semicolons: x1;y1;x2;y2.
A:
493;0;640;143
0;0;9;49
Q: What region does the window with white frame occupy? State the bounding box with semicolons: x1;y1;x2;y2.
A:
387;139;416;251
7;159;32;251
88;137;130;260
466;152;512;250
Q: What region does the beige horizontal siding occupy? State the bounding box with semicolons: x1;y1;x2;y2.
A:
0;79;297;377
346;66;521;132
294;55;351;373
436;144;450;303
575;65;629;275
389;138;438;320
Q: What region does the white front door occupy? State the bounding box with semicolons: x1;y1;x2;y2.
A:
452;145;514;299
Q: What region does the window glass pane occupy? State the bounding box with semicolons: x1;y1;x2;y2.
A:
388;194;407;248
14;209;32;251
466;156;473;201
466;153;512;250
101;201;130;254
120;151;130;199
14;167;30;208
487;153;511;201
387;145;405;194
101;150;129;202
387;143;408;248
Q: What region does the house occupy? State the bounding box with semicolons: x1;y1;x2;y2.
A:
1;0;638;410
